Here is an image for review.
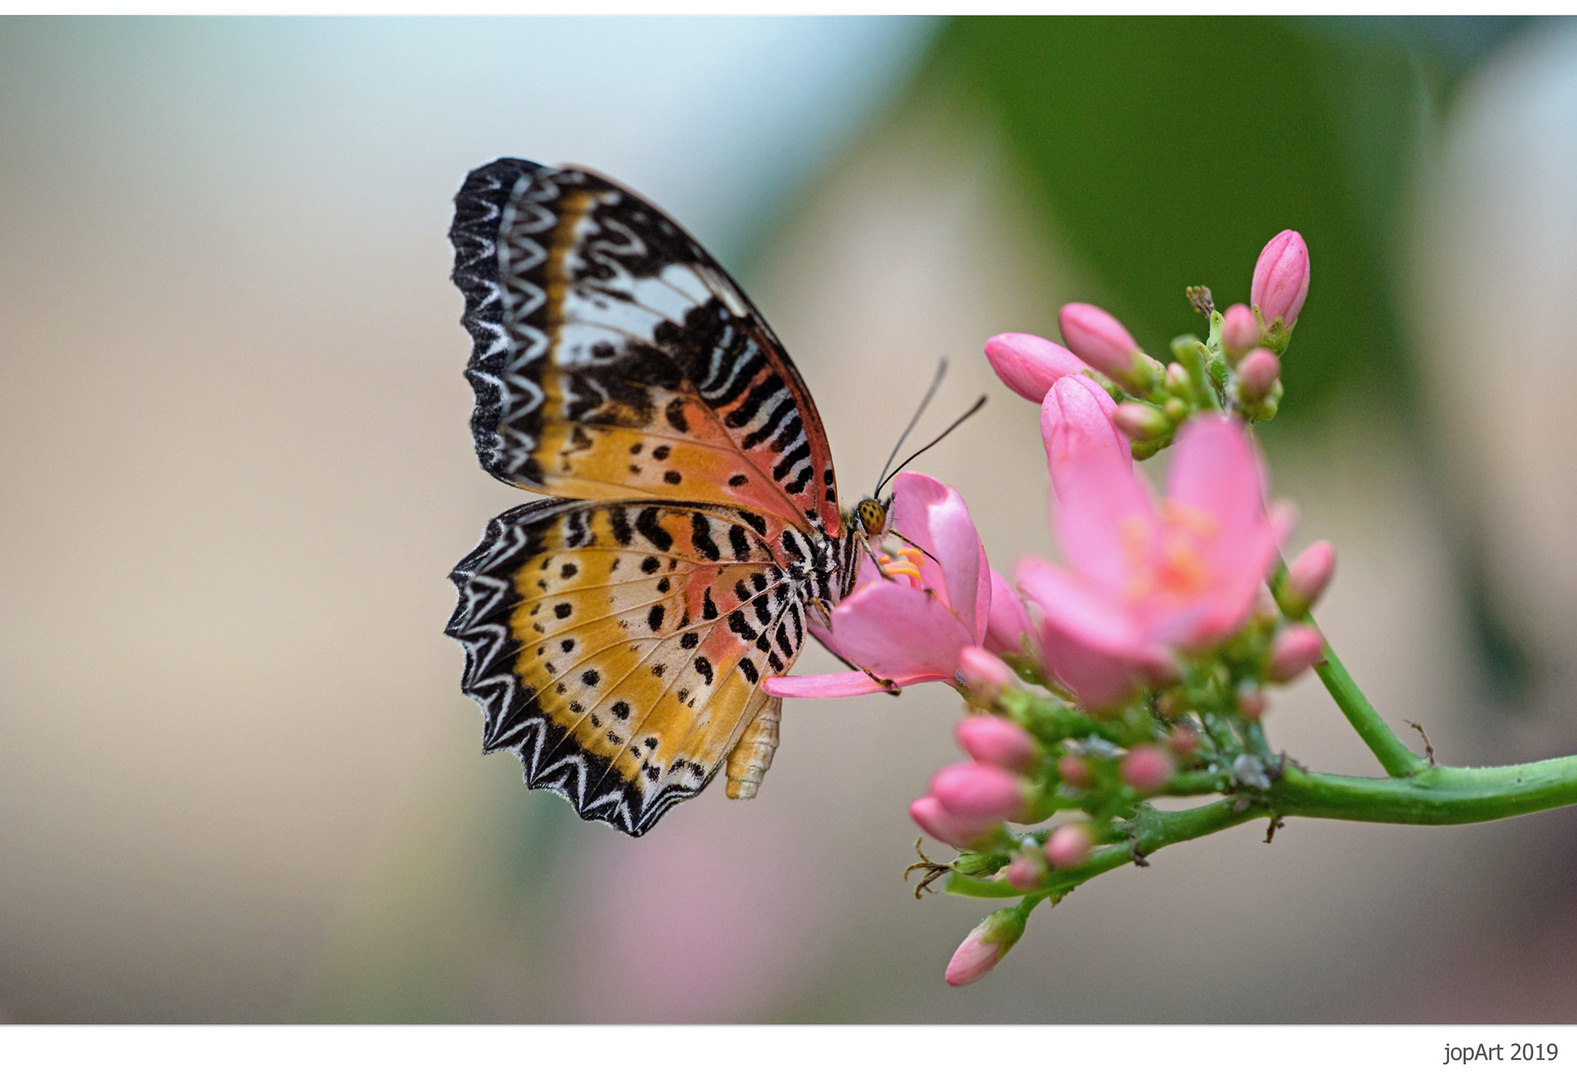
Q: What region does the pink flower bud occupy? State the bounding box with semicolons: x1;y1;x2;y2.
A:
931;762;1032;821
984;333;1086;403
1006;851;1046;890
1237;347;1280;401
1120;744;1175;793
1221;302;1258;360
1113;401;1169;442
1281;540;1336;617
958;644;1015;694
1058;303;1145;385
1169;724;1199;760
1251;229;1309;328
1041;373;1131;499
1267;625;1325;683
955;715;1038;775
944;908;1026;987
1237;688;1267;720
909;795;997;851
1056;754;1093;789
1045;822;1094;870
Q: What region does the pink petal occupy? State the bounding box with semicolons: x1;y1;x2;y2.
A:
1016;556;1141;655
1050;440;1157;594
983;332;1086;403
1250;229;1310;326
829;581;975;682
920;480;988;641
982;567;1033;655
1039;374;1130;500
1166;415;1266;544
1033;614;1147;712
1057;303;1141;379
1018;557;1160;711
910;795;997;851
764;670;936;699
930;762;1029;820
890;471;951;600
944;926;1005;988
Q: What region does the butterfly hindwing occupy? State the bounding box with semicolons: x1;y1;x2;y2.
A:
447;497;826;836
450;158;842;536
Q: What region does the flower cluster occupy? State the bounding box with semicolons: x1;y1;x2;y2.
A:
782;231;1341;987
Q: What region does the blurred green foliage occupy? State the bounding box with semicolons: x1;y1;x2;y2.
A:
911;16;1507;423
903;16;1539;698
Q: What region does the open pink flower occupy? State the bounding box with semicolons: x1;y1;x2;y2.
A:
1018;412;1291;710
765;472;1009;699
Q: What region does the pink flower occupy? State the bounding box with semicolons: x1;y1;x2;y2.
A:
1220;302;1258;360
930;762;1032;821
1018;414;1292;710
909;795;1000;851
1237;347;1280;401
1039;373;1131;499
1112;402;1169;442
1058;302;1141;380
1045;822;1094;870
984;332;1086;403
1120;744;1176;793
955;715;1038;774
1057;755;1093;789
1251;229;1310;329
1005;852;1046;890
1267;624;1326;683
1279;540;1336;617
945;908;1026;987
982;568;1034;656
765;472;992;699
958;644;1015;694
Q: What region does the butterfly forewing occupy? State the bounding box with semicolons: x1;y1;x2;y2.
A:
450;159;842;535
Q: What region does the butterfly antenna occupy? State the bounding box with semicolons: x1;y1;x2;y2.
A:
874;394;988;499
873;358;949;496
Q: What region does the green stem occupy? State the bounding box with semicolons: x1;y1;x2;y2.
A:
955;754;1577;903
1271;553;1425;779
1274;758;1577;824
1178;340;1218;410
1313;639;1426;778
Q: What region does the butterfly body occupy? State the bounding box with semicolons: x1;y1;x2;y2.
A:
447;159;868;835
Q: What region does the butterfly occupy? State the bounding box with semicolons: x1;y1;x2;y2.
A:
445;159;891;836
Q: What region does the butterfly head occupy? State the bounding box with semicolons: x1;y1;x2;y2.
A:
854;495;891;540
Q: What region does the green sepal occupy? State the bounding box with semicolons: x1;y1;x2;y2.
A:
952;852;1010;877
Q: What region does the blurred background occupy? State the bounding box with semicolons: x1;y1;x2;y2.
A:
2;16;1576;1023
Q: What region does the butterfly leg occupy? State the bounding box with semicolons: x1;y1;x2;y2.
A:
858;535;899;583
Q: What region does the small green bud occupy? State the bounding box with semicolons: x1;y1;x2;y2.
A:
1169;334;1204;365
953;852;1010;877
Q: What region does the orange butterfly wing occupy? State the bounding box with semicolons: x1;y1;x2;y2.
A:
447;160;854;834
450;159;841;535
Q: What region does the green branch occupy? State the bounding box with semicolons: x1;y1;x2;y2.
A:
1312;639;1427;778
1274;758;1577;825
949;754;1577;902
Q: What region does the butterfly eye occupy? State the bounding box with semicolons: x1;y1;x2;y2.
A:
857;498;887;537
